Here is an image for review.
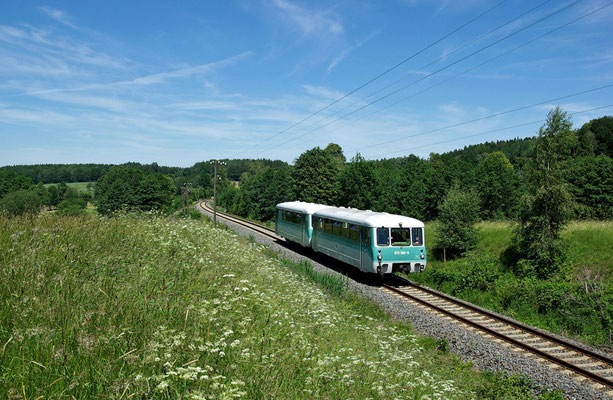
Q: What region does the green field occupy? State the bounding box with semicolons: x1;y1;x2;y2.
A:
0;213;564;399
43;181;95;193
412;221;613;348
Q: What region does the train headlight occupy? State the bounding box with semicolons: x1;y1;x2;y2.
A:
420;253;425;259
377;254;382;261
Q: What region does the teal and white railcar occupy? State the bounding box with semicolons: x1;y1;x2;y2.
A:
275;202;331;247
312;207;426;275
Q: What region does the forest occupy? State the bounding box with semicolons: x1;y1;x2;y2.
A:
1;111;611;223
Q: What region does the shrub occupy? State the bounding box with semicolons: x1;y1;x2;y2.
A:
436;187;480;259
56;198;87;216
0;189;41;216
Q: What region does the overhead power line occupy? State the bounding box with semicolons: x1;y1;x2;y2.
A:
231;0;508;157
281;0;554;142
367;104;613;159
257;0;586;156
353;82;613;155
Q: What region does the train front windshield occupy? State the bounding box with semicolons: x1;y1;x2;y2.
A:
377;227;424;246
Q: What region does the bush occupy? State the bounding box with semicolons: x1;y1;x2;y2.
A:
0;189;41;216
436;187;480;259
56;198;87;216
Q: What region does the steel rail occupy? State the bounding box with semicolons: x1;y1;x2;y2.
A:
195;200;613;391
198;201;279;240
391;276;613;365
383;282;613;390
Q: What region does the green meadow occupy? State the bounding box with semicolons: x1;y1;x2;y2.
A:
0;213;564;399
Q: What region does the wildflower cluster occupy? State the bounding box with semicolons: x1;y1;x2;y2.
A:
1;213;478;398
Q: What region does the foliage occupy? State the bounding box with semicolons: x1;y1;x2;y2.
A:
94;166;174;214
291;145;342;205
0;170;32;199
565;154;613;219
56;197;87;215
477;371;564;400
514;107;574;278
436;186;480;258
475;151;518;219
411;220;613;347
337;153;377;210
0;189;41;216
575;115;613;157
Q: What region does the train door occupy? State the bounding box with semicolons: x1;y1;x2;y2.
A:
302;214;307;246
360;226;371;271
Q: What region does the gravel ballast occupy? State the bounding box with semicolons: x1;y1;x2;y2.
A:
196;204;610;400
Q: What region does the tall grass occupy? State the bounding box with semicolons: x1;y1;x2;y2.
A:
1;213;512;399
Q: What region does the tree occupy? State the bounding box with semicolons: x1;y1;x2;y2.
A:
514;107;574;277
576;115;613;157
475;151;518;219
436;186;480;259
423;153;447;220
565;154;613;219
47;185;60;207
0;190;41;216
291;146;340;205
324;143;346;169
95;167;174;214
337;154;377;210
0;171;32;199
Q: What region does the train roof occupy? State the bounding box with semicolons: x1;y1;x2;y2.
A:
314;207;424;228
276;201;332;215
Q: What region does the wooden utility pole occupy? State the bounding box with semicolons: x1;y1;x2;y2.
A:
210;160;225;228
183;182;192;216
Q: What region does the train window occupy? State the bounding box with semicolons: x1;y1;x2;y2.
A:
391;228;411;246
343;222;351;239
333;221;341;236
324;219;333;233
349;224;359;241
317;217;324;231
412;228;423;246
377;227;389;246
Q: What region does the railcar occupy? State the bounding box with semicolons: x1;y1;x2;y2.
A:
275;202;427;276
275;201;332;247
311;207;426;275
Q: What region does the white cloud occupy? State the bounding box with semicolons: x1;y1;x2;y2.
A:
327;29;380;72
302;85;344;100
271;0;343;37
39;7;78;30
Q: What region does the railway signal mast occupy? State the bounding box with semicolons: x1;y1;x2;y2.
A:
210;160;225;228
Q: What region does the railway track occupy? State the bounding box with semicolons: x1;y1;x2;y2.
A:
199;201;280;241
196;200;613;396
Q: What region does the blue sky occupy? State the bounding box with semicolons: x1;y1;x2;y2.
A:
1;0;612;167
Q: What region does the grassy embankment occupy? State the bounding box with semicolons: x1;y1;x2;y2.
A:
0;213;563;399
410;221;613;348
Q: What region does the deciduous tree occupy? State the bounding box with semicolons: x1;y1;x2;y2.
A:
514;107;574;277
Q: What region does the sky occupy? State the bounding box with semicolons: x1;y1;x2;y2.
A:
1;0;612;167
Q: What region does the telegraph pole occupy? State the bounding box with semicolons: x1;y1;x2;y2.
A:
183;182;192;216
210;160;225;228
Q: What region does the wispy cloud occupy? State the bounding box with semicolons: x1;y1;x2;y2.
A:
302;85;344;100
327;29;380;72
271;0;343;37
22;51;254;96
39;7;78;30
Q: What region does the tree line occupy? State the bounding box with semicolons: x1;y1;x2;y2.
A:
218;113;611;223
